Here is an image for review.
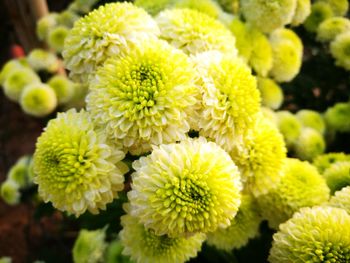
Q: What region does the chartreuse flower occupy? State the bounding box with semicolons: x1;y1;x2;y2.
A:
36;13;58;40
172;0;222;18
317;0;349;16
329;186;350;214
240;0;297;34
257;77;283;109
291;0;311;26
228;18;252;62
269;206;350;263
248;27;273;77
317;17;350;43
47;75;75;105
73;228;107;263
325;102;350;132
128;137;242;237
134;0;173;15
156;8;237;56
27;49;59;73
62;83;88;111
0;180;20;205
57;10;79;28
87;39;198;155
3;68;40;102
192;51;260;152
207;194;262;250
33;109;127;216
261;107;278;125
63;2;160;82
230;117;286;197
313;152;350;173
215;0;239;13
68;0;99;14
7;155;31;188
120;208;206;263
257;158;330;229
105;240;132;263
0;58;29;85
330;32;350;71
269;28;303;83
304;2;334;33
296;109;326;134
48;26;70;53
276;111;302;147
323;161;350;194
20;83;57;117
294;128;325;161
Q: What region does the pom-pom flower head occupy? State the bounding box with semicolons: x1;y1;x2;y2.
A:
48;26;69;53
192;51;260;152
294;128;325;161
3;68;40;102
313;152;350;173
87;39;198;155
206;194;262;250
27;49;59;73
7;155;31;188
128;137;242;237
63;2;160;82
156;8;237;56
134;0;173;16
317;17;350;43
73;228;107;263
36;13;58;40
240;0;297;34
304;2;334;33
20;83;57;117
317;0;349;16
257;77;283;109
172;0;222;19
120;209;206;263
323;161;350;194
325;102;350;132
47;75;75;105
269;206;350;263
296;109;326;134
257;158;330;229
276;111;302;147
0;59;29;85
230;117;287;197
0;180;20;205
33;109;127;216
291;0;311;26
329;186;350;214
330;32;350;71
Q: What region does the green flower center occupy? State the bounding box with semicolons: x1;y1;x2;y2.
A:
144;229;178;253
312;242;350;262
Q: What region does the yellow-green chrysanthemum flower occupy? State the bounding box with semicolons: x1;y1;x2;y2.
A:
206;194;262;250
325;102;350;132
68;0;99;14
134;0;174;16
317;17;350;43
228;18;252;62
192;51;260;152
120;211;206;263
128;137;242;237
48;26;69;53
36;13;58;40
304;2;334;33
57;10;80;28
296;109;326;134
105;240;132;263
33;109;127;216
7;155;31;188
294;128;325;161
156;8;237;56
0;58;28;85
215;0;239;13
47;75;75;105
63;3;160;82
257;158;330;229
276;111;302;147
230;117;286;196
313;152;350;173
269;206;350;263
329;186;350;214
269;29;303;83
323;161;350;194
257;77;283;109
330;32;350;71
87;39;198;155
172;0;222;18
261;107;278;125
317;0;349;16
73;228;107;263
3;68;40;102
20;83;57;117
240;0;297;34
27;49;59;73
291;0;311;26
248;27;273;77
0;180;20;205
